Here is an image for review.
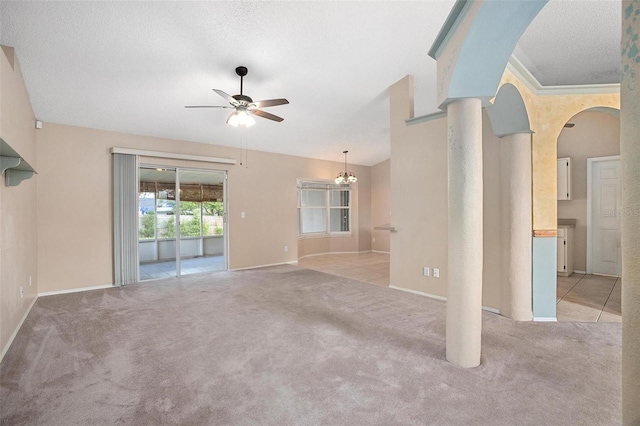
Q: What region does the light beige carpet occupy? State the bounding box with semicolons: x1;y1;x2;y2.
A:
0;265;621;425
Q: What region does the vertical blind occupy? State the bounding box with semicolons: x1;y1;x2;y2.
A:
113;153;139;286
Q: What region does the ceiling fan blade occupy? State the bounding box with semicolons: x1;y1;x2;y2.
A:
213;89;238;105
185;105;233;108
250;109;284;122
253;98;289;108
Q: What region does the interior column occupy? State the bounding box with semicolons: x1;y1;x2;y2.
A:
621;1;640;423
446;97;483;368
500;133;533;321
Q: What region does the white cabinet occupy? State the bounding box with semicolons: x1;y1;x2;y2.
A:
557;157;572;200
557;226;574;276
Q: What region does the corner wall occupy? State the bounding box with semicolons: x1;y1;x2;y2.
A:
371;159;390;253
0;46;38;358
389;76;504;311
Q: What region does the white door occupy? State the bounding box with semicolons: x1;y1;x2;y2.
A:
589;158;621;276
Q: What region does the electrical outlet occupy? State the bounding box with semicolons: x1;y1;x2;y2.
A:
241;212;246;219
29;275;32;287
284;245;288;252
423;267;430;277
372;237;376;243
20;286;24;298
433;268;440;278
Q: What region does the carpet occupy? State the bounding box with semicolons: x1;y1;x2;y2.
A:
0;265;621;425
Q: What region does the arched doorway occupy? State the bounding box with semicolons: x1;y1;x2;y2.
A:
556;107;621;322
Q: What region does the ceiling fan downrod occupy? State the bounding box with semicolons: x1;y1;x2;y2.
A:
236;66;248;96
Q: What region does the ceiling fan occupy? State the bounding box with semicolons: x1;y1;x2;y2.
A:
185;66;289;127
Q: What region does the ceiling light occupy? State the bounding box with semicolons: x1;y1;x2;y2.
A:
227;107;255;128
335;150;357;185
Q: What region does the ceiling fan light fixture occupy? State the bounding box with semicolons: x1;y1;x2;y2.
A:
188;66;287;127
226;108;255;128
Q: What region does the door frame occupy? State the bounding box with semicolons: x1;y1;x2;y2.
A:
586;155;621;275
138;164;229;279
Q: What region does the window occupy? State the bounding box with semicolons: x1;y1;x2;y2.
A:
138;181;224;240
298;180;351;235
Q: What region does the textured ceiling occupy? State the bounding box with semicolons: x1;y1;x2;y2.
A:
1;1;622;166
513;0;621;86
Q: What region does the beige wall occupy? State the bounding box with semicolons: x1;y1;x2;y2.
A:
482;111;503;310
389;76;504;311
0;46;39;357
557;110;620;272
35;123;371;293
390;76;448;298
371;159;390;253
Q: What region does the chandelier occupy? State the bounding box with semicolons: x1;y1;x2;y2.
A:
335;150;357;184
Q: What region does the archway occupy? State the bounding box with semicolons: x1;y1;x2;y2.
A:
556;107;621;322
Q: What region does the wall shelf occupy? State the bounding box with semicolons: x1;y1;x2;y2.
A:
374;224;397;232
0;138;36;187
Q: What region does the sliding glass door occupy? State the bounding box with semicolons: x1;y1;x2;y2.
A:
177;169;226;276
138;166;226;280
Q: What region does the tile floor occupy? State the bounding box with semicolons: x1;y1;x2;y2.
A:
557;273;621;323
297;252;390;287
298;252;621;323
139;255;225;280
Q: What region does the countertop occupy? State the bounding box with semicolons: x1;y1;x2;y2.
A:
558;218;577;228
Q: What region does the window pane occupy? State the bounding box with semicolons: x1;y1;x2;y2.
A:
301;190;327;207
139;192;156;240
179;209;201;237
330;208;349;232
203;202;224;236
330;190;350;207
302;209;327;233
156;200;176;238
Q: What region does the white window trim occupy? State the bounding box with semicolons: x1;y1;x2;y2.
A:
297;179;352;238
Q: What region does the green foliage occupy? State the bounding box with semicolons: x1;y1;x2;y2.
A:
203;201;224;216
181;201;199;215
142;201;222;240
180;210;202;237
162;216;176;238
202;217;210;235
139;212;155;239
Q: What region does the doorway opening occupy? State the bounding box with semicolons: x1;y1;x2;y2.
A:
555;108;621;322
138;166;227;280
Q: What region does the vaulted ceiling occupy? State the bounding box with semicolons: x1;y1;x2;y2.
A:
1;0;621;166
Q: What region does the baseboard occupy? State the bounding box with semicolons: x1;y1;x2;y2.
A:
371;250;390;254
389;285;447;301
38;284;114;297
389;285;501;314
1;296;38;363
574;270;586;274
297;250;371;260
533;317;557;322
229;261;298;271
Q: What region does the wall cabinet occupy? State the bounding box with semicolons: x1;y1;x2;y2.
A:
557;157;572;200
557;226;574;276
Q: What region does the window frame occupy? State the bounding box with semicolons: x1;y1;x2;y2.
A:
297;179;352;237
